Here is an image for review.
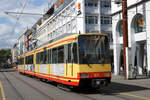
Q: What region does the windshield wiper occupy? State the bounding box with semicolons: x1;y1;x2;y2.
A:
87;62;92;68
84;54;92;67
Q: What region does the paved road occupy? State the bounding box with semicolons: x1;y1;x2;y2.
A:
0;69;150;100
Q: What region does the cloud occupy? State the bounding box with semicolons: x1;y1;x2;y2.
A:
0;24;12;36
0;0;51;49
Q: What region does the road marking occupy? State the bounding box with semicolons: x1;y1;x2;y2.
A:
120;92;150;100
101;88;150;100
0;81;6;100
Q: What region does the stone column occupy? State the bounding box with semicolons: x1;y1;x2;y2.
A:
146;2;150;77
114;44;121;75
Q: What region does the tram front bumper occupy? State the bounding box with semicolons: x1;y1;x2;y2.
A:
91;79;108;88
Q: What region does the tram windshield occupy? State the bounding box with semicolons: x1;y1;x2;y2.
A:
78;35;110;64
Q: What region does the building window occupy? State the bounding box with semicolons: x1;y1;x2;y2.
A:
95;16;98;24
51;32;53;39
101;16;112;24
116;20;123;36
101;1;111;8
85;1;98;7
88;3;93;7
94;3;98;7
133;14;146;33
85;16;98;24
88;16;95;24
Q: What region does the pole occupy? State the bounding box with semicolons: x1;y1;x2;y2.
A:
5;11;43;16
122;0;128;79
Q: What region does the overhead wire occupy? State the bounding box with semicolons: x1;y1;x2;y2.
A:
12;0;30;34
6;0;31;48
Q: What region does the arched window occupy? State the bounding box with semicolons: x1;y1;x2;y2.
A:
116;20;123;36
133;14;146;33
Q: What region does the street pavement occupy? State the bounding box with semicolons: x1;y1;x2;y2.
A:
0;69;150;100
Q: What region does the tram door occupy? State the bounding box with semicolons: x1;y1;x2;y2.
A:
64;44;71;77
65;43;78;77
71;43;78;77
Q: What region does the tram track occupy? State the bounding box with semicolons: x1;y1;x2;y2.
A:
77;93;99;100
11;71;100;100
2;72;25;100
8;72;54;100
8;71;145;100
9;72;107;100
7;71;122;100
2;70;150;100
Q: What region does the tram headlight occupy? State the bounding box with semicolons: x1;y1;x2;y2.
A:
80;73;89;78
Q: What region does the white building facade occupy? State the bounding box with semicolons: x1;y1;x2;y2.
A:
112;0;150;78
18;34;25;55
35;0;112;48
11;43;18;64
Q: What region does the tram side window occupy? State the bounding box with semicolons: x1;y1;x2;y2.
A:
47;49;52;64
72;43;78;63
58;46;64;63
22;58;24;64
52;48;58;64
26;55;33;64
40;52;46;64
25;56;28;64
66;43;78;63
36;53;40;64
31;55;33;64
68;44;71;63
29;55;33;64
43;48;47;64
36;52;46;64
21;58;24;64
18;58;24;64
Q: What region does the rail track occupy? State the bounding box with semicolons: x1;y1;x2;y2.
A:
11;71;101;100
1;69;150;100
7;72;54;100
2;70;125;100
2;72;25;100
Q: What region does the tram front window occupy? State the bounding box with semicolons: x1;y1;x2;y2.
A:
78;35;109;64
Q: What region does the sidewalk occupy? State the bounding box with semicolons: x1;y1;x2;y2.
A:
111;74;125;80
111;74;149;80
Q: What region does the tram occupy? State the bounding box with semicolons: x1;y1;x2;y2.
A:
18;33;111;88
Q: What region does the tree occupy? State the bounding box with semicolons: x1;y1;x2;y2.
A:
0;49;11;68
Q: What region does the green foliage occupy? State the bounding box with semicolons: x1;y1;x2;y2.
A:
0;49;11;65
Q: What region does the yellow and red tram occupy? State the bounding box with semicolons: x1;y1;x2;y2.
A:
18;33;111;88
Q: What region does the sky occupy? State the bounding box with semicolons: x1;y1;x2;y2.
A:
0;0;54;49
